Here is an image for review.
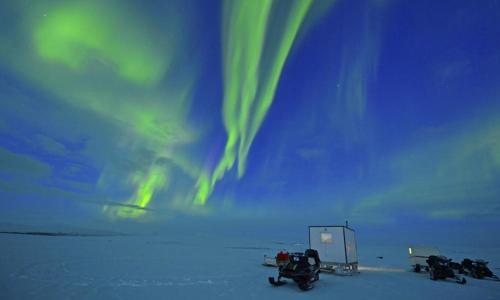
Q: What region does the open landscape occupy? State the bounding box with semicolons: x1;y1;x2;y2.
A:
1;1;500;299
2;227;500;300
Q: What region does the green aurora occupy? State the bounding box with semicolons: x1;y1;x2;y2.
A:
195;0;335;205
0;0;499;224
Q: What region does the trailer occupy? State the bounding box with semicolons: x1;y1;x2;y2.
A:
408;245;440;272
309;225;358;274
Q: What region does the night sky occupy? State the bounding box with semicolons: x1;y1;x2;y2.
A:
1;0;499;231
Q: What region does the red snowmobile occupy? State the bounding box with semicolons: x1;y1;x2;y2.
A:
268;249;321;291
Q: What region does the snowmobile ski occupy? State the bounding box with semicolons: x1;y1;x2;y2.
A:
455;276;467;284
268;277;286;286
298;282;313;291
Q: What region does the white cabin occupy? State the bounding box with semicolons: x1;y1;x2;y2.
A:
408;245;440;271
309;226;358;272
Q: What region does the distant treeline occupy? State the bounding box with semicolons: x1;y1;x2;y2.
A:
0;231;126;237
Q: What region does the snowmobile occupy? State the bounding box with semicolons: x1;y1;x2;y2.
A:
268;249;321;291
426;255;466;284
449;261;464;274
461;258;500;281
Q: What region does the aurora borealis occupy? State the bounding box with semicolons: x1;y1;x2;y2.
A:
1;0;499;227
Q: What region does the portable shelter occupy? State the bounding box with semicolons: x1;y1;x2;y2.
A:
308;225;358;273
408;245;440;272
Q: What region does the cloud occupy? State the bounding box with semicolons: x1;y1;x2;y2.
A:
0;0;208;219
0;146;160;218
330;1;385;144
31;0;173;86
0;147;51;179
296;148;327;160
353;113;500;220
33;134;67;156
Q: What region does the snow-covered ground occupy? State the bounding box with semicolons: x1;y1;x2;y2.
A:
1;233;500;299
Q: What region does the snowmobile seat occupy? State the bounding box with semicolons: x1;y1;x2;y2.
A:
288;256;308;273
462;258;473;269
305;249;320;266
449;261;464;274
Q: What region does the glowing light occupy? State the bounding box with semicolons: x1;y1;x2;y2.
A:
195;0;331;205
8;0;199;218
106;165;168;218
194;172;210;206
33;1;169;85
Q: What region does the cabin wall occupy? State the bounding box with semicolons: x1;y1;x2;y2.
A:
309;226;346;264
344;228;358;263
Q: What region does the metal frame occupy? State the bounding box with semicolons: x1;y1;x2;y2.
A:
308;225;358;274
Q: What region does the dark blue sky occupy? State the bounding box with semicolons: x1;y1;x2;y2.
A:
0;0;499;230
